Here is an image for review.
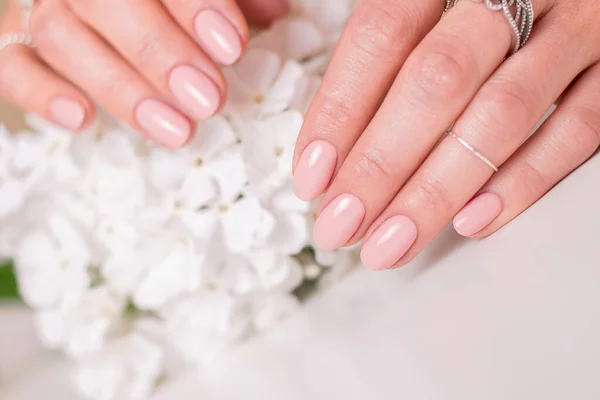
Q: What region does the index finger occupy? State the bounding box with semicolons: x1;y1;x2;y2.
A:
292;0;444;201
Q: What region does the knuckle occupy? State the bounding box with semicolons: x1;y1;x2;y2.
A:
408;176;454;218
513;156;553;197
353;147;395;179
472;81;535;146
561;105;600;149
131;32;161;66
65;0;97;17
30;4;66;53
350;0;413;61
407;48;471;102
314;94;357;137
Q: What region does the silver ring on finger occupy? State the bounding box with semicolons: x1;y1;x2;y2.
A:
0;32;35;53
444;0;534;54
447;131;499;172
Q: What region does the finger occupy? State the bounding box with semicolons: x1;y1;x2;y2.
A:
67;0;225;120
292;0;444;201
31;1;192;148
0;45;94;131
236;0;290;27
162;0;249;64
311;0;521;250
456;63;600;238
0;7;94;131
359;9;594;271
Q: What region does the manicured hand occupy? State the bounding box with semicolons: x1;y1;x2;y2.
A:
0;0;289;147
293;0;600;270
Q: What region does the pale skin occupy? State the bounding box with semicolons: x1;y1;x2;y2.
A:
0;0;289;147
2;0;600;271
292;0;600;270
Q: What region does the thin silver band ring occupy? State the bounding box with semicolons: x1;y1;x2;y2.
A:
447;131;499;172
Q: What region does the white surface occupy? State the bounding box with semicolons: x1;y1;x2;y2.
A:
155;153;600;400
3;154;600;399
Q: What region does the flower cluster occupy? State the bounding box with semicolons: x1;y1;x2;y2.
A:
0;1;359;399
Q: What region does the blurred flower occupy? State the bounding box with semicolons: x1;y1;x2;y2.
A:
2;3;361;399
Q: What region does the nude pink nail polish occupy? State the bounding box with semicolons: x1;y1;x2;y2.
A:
454;192;503;237
169;66;220;120
136;99;191;149
49;97;85;131
194;9;243;65
360;216;418;271
313;194;365;250
293;141;337;201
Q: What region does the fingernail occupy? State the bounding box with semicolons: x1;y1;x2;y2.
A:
313;194;365;250
169;65;220;120
454;192;502;236
194;9;243;65
360;216;417;271
293;141;337;201
136;99;191;148
49;97;85;131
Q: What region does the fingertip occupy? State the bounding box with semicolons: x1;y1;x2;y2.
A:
48;96;92;132
453;192;503;237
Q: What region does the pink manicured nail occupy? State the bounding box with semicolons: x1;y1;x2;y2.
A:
293;141;337;201
169;65;220;120
136;99;191;149
313;194;365;250
49;97;85;131
361;216;417;271
454;192;503;236
194;10;243;65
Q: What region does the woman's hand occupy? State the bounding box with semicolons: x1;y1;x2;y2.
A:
0;0;289;147
293;0;600;270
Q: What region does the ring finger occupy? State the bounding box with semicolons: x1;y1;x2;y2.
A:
455;62;600;238
66;0;228;120
31;1;193;148
360;7;599;270
311;0;549;250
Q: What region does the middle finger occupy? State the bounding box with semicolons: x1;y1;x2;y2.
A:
67;0;225;120
312;0;526;250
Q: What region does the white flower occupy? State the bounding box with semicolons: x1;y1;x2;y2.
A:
102;231;203;310
249;17;327;62
145;116;237;192
246;249;304;293
295;0;359;35
81;153;145;219
15;213;91;310
2;3;365;398
224;49;305;121
132;234;202;310
34;287;124;357
73;332;163;400
162;291;250;365
244;110;304;197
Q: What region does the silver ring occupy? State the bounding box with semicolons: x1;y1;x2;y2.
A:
0;32;35;52
444;0;534;54
447;131;499;172
0;1;36;53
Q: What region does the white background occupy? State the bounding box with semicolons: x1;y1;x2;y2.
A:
3;131;600;400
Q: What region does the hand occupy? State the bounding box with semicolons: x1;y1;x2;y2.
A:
292;0;600;270
0;0;289;147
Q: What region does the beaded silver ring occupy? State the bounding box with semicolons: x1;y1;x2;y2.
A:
444;0;534;54
0;0;35;53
